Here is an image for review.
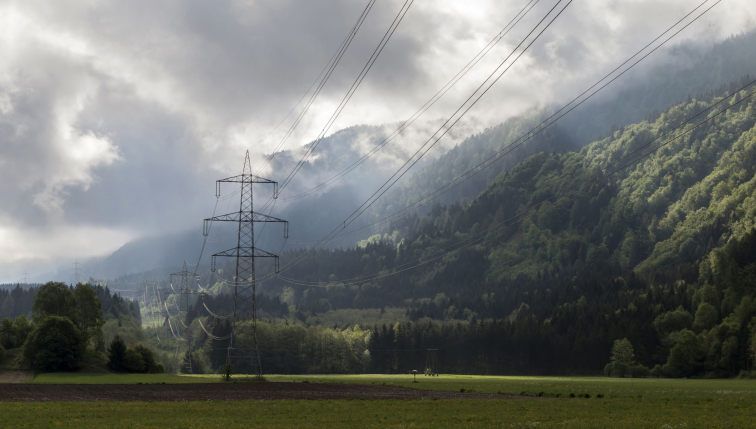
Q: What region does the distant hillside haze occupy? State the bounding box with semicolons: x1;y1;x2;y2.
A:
85;32;756;282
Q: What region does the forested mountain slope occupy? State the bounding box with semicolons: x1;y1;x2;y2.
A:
363;32;756;224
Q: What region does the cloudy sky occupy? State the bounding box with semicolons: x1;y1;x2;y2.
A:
0;0;754;282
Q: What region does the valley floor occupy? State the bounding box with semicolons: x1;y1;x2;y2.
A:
2;374;755;427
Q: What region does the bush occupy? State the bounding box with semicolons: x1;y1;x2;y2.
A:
124;348;146;373
155;362;165;374
605;362;649;378
23;316;84;372
0;344;5;362
107;335;127;372
651;364;665;378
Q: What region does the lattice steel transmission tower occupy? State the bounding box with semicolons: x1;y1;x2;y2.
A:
425;349;438;376
204;150;288;376
170;261;199;374
71;260;82;285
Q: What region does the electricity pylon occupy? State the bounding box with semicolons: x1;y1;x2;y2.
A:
170;261;199;374
72;260;82;284
204;150;288;376
425;349;438;376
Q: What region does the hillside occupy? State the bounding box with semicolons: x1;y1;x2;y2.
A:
364;32;756;225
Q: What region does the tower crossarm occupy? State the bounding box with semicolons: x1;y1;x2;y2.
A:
211;247;280;273
203;212;288;238
215;175;278;199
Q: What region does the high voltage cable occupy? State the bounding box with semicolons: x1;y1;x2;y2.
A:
277;0;722;249
192;0;377;278
246;3;371;155
215;0;549;293
257;0;572;282
254;0;377;176
279;0;542;202
252;0;417;252
276;0;416;195
331;0;722;237
257;0;725;284
277;83;756;287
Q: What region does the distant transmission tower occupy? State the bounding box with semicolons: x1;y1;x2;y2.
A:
205;150;288;376
425;349;438;376
170;261;199;374
72;260;82;284
22;271;29;284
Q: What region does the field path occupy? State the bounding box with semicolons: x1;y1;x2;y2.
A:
0;381;517;402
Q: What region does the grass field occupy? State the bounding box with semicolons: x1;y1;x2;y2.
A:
5;374;756;428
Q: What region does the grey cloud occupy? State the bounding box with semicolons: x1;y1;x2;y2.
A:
0;0;754;282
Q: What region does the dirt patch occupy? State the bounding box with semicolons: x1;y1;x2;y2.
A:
0;382;518;402
0;371;31;384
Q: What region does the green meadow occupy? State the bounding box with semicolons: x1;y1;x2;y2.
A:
3;374;755;428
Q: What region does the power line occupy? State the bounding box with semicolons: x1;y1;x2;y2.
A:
192;0;376;281
276;0;416;195
254;0;377;176
276;0;722;250
261;0;573;281
280;0;542;203
276;82;756;287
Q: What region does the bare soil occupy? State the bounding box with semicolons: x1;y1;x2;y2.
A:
0;371;31;384
0;382;517;402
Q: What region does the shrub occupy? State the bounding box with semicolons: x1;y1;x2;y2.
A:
651;364;665;378
155;363;165;374
107;335;127;372
23;316;84;372
0;344;5;362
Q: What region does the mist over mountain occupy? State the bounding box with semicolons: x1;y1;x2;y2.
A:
78;32;756;283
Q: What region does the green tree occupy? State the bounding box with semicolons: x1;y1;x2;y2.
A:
32;282;77;325
107;335;127;372
23;316;84;372
74;284;105;346
692;303;718;332
611;338;636;366
124;348;146;373
604;338;641;377
0;294;15;319
654;307;694;335
132;344;158;373
0;318;13;348
664;329;703;378
12;315;31;346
